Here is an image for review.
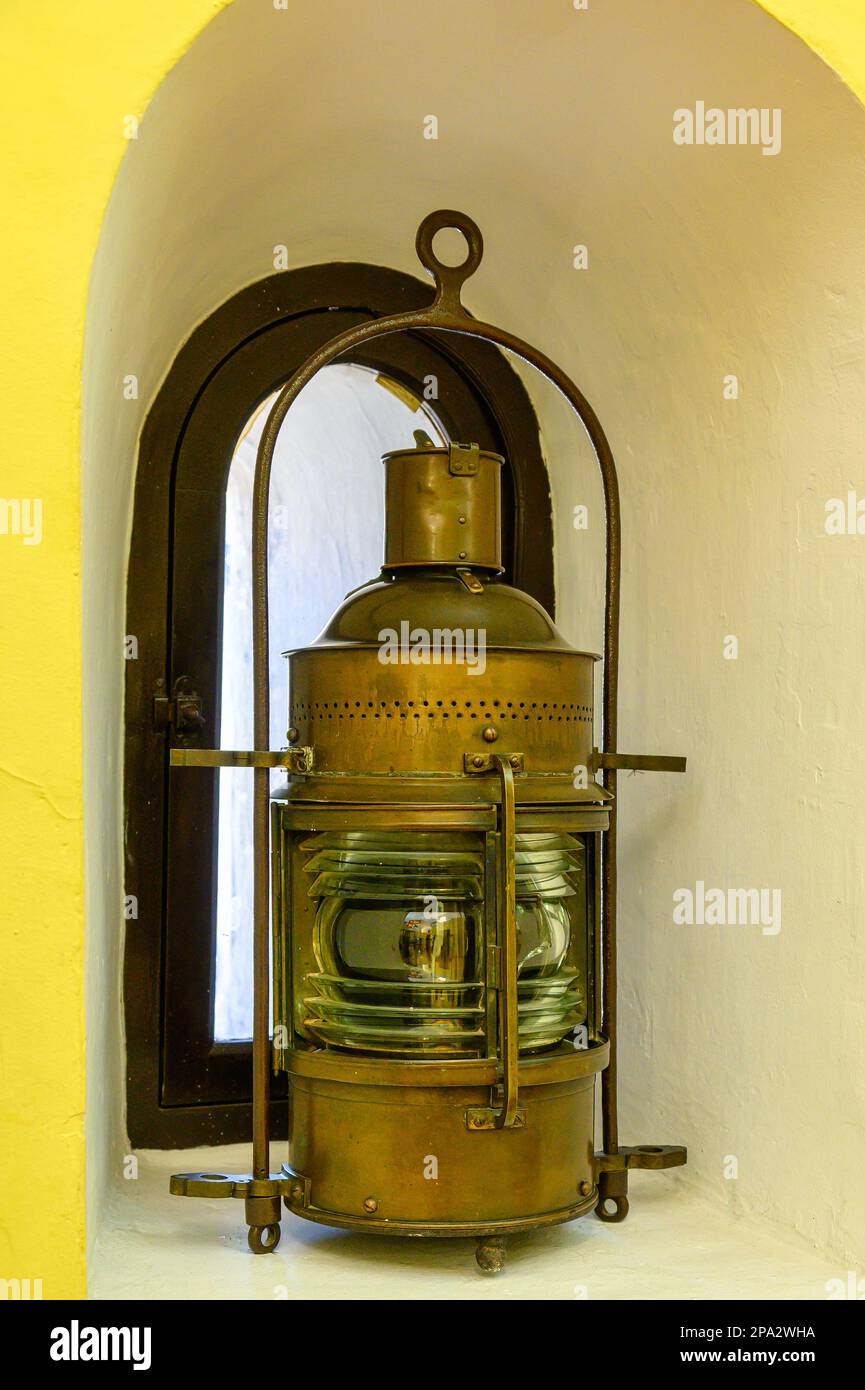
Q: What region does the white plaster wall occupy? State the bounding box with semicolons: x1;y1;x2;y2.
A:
84;0;865;1268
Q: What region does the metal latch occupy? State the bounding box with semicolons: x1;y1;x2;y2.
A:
448;442;480;476
153;676;205;733
466;1105;526;1131
464;752;524;774
456;567;484;594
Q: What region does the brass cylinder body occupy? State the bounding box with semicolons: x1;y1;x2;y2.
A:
274;439;610;1239
285;1047;607;1235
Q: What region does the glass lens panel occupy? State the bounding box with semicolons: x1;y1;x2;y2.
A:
514;832;589;1053
294;827;593;1058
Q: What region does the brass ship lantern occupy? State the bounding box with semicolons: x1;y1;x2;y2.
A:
170;211;687;1273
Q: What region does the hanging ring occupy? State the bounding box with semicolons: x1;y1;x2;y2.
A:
415;209;484;311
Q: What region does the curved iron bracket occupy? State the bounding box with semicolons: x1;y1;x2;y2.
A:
169;209;690;1252
246;211;625;1219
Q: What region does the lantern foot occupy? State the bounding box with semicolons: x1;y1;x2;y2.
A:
594;1143;686;1221
595;1192;630;1223
595;1166;630;1222
169;1172;293;1253
248;1222;281;1254
245;1191;282;1253
475;1236;507;1274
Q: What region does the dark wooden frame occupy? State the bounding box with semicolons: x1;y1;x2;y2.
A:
125;262;554;1148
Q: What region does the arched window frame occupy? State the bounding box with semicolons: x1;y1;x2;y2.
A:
125;262;553;1147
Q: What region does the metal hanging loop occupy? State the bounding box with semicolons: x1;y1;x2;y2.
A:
415;208;484;311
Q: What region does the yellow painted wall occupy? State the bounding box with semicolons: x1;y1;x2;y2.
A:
757;0;865;108
0;0;230;1302
0;0;858;1300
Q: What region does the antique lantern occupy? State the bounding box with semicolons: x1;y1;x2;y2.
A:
170;211;687;1273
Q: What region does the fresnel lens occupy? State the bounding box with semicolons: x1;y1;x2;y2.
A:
170;211;688;1273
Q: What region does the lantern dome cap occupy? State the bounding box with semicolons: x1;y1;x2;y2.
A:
283;571;599;660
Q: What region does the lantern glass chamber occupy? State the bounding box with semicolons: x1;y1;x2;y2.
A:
298;829;590;1055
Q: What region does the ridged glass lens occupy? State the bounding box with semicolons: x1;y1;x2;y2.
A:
299;830;588;1056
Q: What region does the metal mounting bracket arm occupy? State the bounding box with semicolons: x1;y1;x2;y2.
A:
593;751;687;774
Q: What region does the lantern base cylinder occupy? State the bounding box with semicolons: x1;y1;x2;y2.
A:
283;1044;606;1236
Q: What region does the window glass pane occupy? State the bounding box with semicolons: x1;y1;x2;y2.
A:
214;364;445;1041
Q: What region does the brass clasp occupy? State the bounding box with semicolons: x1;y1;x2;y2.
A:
448;442;480;476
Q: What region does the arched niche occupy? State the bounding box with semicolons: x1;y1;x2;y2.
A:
83;0;865;1271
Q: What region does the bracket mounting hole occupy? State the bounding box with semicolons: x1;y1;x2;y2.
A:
432;226;470;268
